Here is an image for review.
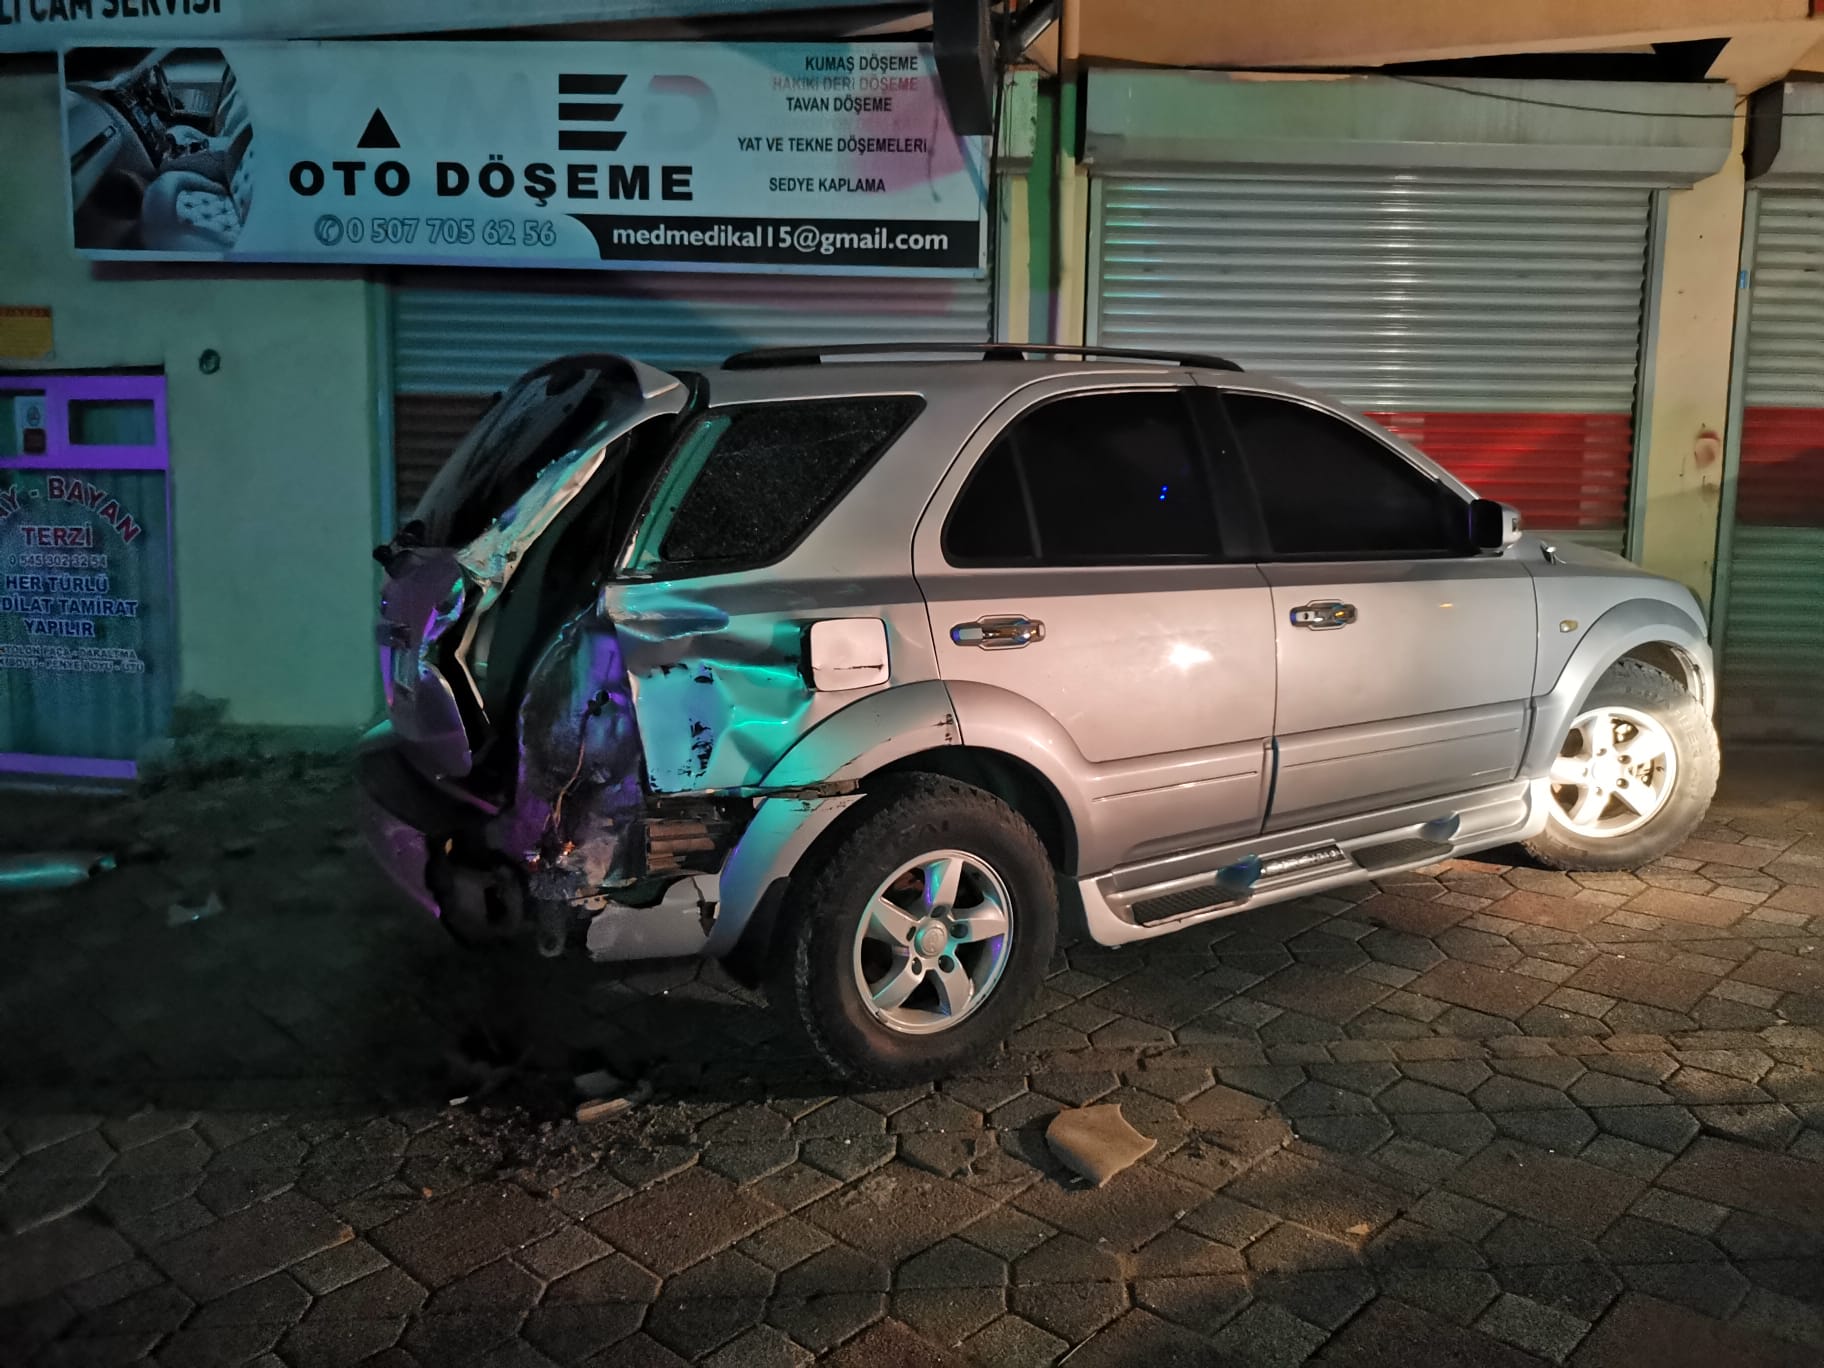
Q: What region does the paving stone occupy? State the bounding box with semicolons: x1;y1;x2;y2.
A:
1355;893;1471;937
958;1205;1055;1262
277;1317;406;1367
1295;1112;1397;1156
1133;1273;1253;1334
800;1167;995;1263
1590;1104;1700;1153
543;1251;662;1304
1244;1221;1361;1274
649;1295;771;1358
521;1302;645;1362
959;1312;1068;1368
1733;950;1824;997
1487;891;1610;934
1179;1193;1279;1249
1206;1297;1329;1367
149;1191;351;1300
1131;1227;1248;1278
1321;1296;1552;1367
1572;1292;1815;1368
1476;1291;1590;1362
700;1324;814;1368
1378;1268;1501;1324
1252;964;1390;1024
800;1135;897;1183
1618;1261;1751;1320
1566;957;1718;1014
1011;1163;1206;1252
1659;1137;1824;1231
1396;1110;1499;1156
1624;889;1748;929
1492;1108;1599;1153
287;1239;390;1296
154;1322;288;1368
1410;961;1554;1020
1013;1233;1125;1285
1579;1135;1673;1181
587;1166;779;1275
1449;1142;1643;1239
1224;1150;1404;1242
891;1286;1005;1346
1010;1280;1128;1341
424;1258;544;1313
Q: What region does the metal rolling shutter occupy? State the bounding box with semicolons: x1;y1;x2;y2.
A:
390;270;993;513
1718;190;1824;743
1091;172;1652;552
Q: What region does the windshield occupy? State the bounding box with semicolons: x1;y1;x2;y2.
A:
413;359;638;547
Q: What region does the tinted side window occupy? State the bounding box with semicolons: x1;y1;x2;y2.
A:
1224;393;1466;558
945;391;1221;565
653;396;920;567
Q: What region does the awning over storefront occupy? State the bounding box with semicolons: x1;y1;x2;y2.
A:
1085;72;1737;185
1749;81;1824;186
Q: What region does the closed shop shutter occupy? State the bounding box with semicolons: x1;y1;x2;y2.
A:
1090;172;1652;553
1717;189;1824;743
389;269;993;514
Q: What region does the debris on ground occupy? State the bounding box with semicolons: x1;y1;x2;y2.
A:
165;890;226;926
0;851;116;894
1046;1103;1156;1187
575;1077;652;1124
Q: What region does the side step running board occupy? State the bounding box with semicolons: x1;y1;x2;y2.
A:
1130;843;1351;926
1352;837;1454;872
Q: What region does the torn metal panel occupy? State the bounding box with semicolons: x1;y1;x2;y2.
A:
457;362;688;602
611;584;819;792
506;606;648;905
585;875;717;962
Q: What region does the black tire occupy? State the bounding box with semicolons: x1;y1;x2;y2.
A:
771;773;1057;1086
1524;659;1719;872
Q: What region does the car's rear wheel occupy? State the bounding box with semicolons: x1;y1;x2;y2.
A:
772;774;1056;1086
1524;659;1718;872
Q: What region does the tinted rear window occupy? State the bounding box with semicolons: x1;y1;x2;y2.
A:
638;396;921;570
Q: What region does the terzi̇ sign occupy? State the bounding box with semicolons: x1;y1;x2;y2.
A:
60;40;988;275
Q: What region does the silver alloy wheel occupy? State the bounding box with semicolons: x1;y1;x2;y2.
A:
1548;704;1679;839
850;849;1013;1036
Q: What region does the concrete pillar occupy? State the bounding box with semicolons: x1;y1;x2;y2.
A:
1634;113;1747;612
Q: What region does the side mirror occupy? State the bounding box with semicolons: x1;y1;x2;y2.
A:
1469;498;1523;552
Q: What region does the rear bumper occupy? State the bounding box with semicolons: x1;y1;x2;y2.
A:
355;723;487;916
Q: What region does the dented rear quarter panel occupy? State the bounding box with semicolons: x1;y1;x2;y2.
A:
598;367;1038;795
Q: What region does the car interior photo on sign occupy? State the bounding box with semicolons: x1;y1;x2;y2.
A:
64;47;252;254
359;344;1722;1086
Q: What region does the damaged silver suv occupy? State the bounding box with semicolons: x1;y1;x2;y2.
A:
360;343;1720;1084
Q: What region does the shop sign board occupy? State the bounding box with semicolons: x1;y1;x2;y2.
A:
3;1;896;53
61;41;987;275
0;372;173;781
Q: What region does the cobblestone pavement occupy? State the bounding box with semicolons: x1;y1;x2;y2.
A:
3;758;1823;1367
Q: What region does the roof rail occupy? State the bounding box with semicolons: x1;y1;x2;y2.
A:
720;342;1243;372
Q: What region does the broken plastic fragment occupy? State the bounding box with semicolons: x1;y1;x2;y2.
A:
1046;1104;1156;1187
0;851;116;894
166;891;225;927
575;1079;652;1124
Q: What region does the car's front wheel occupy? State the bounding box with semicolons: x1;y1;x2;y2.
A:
772;774;1057;1086
1524;659;1719;872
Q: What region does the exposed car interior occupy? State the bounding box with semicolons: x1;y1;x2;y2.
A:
66;48;253;253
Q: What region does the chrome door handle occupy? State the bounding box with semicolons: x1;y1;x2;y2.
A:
1289;601;1357;630
952;615;1045;649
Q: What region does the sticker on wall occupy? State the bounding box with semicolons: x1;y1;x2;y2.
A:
0;307;53;360
60;41;987;276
